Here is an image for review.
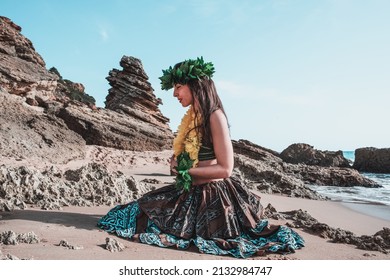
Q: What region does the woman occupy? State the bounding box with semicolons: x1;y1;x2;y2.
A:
97;57;304;258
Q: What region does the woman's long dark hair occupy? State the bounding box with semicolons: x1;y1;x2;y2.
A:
187;78;229;145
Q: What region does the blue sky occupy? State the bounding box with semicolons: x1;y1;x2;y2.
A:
2;0;389;152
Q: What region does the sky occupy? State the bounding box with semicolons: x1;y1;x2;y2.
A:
2;0;389;152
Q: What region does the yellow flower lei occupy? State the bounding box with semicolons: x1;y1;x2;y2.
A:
173;106;202;167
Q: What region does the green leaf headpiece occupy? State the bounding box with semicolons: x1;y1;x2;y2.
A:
159;57;215;90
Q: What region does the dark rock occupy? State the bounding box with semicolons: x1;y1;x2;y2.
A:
232;140;324;200
353;147;390;174
232;140;380;200
263;203;286;220
285;164;381;188
281;209;390;254
357;228;390;253
58;240;84;250
233;139;281;159
280;143;350;168
25;97;38;106
141;178;162;184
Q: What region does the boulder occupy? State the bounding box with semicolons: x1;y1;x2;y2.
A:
353;147;390;174
232;140;326;199
280;143;350;168
285;163;381;187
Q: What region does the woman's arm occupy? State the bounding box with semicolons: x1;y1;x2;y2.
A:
188;109;234;180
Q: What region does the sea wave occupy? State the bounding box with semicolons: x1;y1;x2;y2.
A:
342;151;355;163
308;184;390;206
308;170;390;206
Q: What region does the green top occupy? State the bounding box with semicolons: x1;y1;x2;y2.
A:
198;144;216;161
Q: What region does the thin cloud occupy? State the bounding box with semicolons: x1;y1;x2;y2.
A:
96;21;110;42
99;28;109;42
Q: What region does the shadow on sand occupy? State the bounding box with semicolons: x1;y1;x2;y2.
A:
0;208;104;231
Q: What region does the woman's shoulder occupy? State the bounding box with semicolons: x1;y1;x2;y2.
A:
210;108;228;126
210;108;225;118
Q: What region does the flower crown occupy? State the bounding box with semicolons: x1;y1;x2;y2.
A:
159;57;215;90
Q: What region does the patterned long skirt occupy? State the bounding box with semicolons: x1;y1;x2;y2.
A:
97;177;304;258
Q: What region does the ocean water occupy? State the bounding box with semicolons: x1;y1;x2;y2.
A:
342;150;355;162
307;151;390;221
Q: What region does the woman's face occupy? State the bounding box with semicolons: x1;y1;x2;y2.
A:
173;84;193;107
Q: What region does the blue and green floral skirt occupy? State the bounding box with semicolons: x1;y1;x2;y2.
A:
97;177;304;258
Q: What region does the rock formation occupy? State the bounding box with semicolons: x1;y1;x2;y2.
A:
269;208;390;254
0;163;154;211
280;143;350;168
0;88;86;164
57;101;173;151
0;230;40;245
0;16;57;102
48;67;96;106
0;16;96;107
0;16;86;164
232;140;323;199
0;16;173;154
232;140;381;199
353;147;390;174
105;56;169;128
56;56;173;151
105;237;125;252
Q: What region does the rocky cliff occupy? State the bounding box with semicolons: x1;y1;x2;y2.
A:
0;88;86;164
0;16;173;156
0;16;57;102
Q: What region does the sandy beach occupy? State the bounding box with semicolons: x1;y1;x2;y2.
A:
1;146;389;261
1;197;389;260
